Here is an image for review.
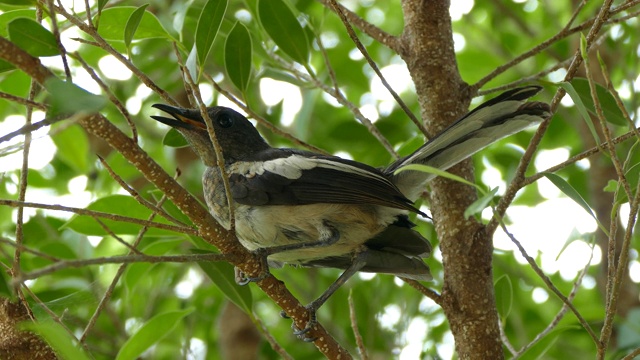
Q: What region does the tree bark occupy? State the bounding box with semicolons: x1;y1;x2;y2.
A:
400;1;503;358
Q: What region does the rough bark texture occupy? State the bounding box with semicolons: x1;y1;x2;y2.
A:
0;299;57;360
0;36;351;359
399;1;503;358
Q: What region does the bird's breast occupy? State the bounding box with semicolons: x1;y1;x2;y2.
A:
202;166;404;263
235;203;402;263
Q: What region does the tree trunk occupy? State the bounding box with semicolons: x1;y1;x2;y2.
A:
400;1;503;358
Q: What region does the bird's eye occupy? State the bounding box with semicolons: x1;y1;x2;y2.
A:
218;114;233;128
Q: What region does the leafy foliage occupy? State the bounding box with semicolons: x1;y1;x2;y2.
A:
0;0;639;359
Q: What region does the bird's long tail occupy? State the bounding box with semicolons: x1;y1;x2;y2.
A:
387;86;551;200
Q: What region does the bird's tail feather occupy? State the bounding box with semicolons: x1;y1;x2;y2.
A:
387;86;551;200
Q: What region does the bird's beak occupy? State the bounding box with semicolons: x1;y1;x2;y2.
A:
151;104;206;130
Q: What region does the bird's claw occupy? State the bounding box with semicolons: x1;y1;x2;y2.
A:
234;267;270;285
282;305;319;342
234;248;273;285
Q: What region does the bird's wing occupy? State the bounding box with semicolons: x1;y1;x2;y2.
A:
227;150;423;214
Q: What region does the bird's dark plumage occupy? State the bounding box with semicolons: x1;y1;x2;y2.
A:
151;86;551;333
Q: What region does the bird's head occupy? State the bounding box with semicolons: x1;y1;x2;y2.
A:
151;105;270;166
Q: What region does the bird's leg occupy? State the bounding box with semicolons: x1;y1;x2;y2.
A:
236;222;341;285
282;248;369;342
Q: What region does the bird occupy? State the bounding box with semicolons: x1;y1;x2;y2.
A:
151;85;550;338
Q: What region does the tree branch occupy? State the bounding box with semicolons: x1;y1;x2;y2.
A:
317;0;402;52
0;36;351;358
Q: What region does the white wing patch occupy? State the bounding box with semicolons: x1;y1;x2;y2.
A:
231;155;391;183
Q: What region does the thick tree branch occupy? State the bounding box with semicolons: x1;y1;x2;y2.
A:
399;0;503;358
0;35;351;358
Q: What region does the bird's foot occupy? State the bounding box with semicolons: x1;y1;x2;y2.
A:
280;304;319;342
234;248;271;285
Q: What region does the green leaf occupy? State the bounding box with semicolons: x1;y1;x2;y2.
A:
394;164;483;192
579;33;588;61
464;186;498;219
97;0;109;13
618;308;640;348
96;6;174;42
0;0;34;6
0;60;14;73
195;0;228;68
603;179;617;193
185;44;198;84
494;274;513;320
51;124;90;173
0;9;37;37
258;0;309;64
63;195;177;236
555;229;592;261
542;172;608;235
193;249;253;314
124;4;149;49
163;127;189;147
568;78;627;126
115;308;194;360
44;78;107;116
261;66;308;87
8;18;59;57
21;321;91;360
558;81;599;143
224;21;252;93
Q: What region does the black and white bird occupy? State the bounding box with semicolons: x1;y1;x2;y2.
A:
151;85;550;335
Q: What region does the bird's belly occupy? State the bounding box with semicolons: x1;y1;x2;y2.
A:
234;203;398;263
202;165;406;263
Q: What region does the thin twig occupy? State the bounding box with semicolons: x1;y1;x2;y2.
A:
14;254;232;282
584;49;632;200
83;0;93;26
474;0;638;89
74;53;138;143
478;58;573;95
0;199;197;235
0;91;47;110
97;156;185;226
204;73;329;155
499;223;599;343
622;347;640;360
314;27;342;109
15;252;229;282
20;283;92;354
0;116;68;146
269;53;398;157
50;2;177;105
499;320;517;356
562;0;588;32
401;278;442;305
46;0;72;80
0;237;61;262
172;43;236;231
510;236;595;358
255;317;295;360
600;183;640;356
326;0;428;138
11;45;41;321
94;217;144;254
81;189;174;342
488;0;618;235
348;291;368;360
317;0;401;52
